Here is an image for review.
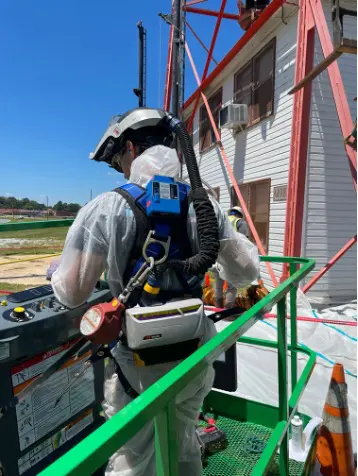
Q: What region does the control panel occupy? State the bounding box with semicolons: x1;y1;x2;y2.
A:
0;283;113;362
0;283;112;476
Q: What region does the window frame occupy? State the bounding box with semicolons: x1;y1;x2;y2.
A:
231;178;271;253
233;38;276;128
199;88;223;153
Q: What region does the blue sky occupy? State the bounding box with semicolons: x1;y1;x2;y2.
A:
0;0;242;206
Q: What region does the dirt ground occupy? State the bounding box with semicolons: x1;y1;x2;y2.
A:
0;254;59;287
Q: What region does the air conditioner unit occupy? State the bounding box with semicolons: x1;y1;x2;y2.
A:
219;104;248;129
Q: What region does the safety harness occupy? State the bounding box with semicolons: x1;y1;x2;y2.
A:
114;182;203;306
94;180;204;397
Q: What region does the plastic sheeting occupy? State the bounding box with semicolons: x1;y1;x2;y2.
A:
209;290;357;447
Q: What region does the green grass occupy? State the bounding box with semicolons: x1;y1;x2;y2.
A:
0;227;67;256
0;282;31;292
0;227;68;241
7;216;65;223
0;247;63;256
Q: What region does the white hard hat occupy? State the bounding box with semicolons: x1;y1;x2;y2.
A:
89;108;171;170
229;206;243;215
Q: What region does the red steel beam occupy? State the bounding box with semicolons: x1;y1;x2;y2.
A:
188;0;227;131
186;0;208;5
282;2;315;279
163;3;175;111
184;0;284;111
186;41;278;287
302;235;357;293
184;6;238;20
186;20;218;65
308;0;357;191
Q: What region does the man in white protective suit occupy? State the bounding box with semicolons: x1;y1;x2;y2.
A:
50;108;260;476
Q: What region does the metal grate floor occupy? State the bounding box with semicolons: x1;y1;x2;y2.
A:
202;416;304;476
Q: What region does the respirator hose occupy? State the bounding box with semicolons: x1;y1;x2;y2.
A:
164;115;220;275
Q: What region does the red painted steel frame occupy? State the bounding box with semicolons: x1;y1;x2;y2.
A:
186;0;207;5
186;41;278;287
184;0;284;111
282;1;315;279
283;0;357;288
302;235;357;293
186;20;218;65
165;0;356;293
184;6;238;20
308;0;357;191
187;0;227;132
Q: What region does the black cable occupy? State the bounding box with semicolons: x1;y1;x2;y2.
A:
163;116;220;276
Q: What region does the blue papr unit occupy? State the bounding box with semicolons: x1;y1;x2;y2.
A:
145;175;180;216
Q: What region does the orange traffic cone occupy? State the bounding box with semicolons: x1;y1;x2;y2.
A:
305;363;355;475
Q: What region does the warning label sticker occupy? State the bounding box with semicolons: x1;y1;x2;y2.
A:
159;182;171;199
17;409;94;475
12;340;96;451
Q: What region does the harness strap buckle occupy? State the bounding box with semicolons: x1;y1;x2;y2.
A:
142;230;171;265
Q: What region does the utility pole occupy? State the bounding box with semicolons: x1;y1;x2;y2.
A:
179;1;186;119
170;0;187;177
133;21;147;107
46;196;49;220
159;3;186;117
171;0;182;119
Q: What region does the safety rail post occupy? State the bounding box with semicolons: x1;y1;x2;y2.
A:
289;263;298;394
277;297;289;475
155;400;179;476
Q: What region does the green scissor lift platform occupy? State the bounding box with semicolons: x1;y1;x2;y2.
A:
0;220;317;475
40;254;316;476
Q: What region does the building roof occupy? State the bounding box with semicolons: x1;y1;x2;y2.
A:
183;0;285;111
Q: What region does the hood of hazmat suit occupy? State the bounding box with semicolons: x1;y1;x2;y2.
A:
51;145;260;476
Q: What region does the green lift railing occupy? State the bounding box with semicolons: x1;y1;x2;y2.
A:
0;219;74;232
41;258;315;476
0;221;316;475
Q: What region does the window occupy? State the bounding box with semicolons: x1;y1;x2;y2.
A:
231;179;271;252
234;39;275;126
199;88;222;152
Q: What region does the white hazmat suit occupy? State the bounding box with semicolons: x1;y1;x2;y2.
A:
52;145;260;476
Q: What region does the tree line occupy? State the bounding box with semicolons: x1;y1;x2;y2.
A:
0;196;81;212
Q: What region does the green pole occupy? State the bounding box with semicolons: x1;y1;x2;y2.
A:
289;263;298;398
155;400;179;476
277;297;289;475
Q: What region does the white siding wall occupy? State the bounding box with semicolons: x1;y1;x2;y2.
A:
303;2;357;304
188;11;298;287
185;2;356;303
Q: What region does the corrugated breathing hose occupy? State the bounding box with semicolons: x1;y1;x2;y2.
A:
163;115;220;276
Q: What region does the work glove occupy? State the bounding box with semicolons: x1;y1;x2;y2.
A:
46;259;60;281
235;282;271;312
